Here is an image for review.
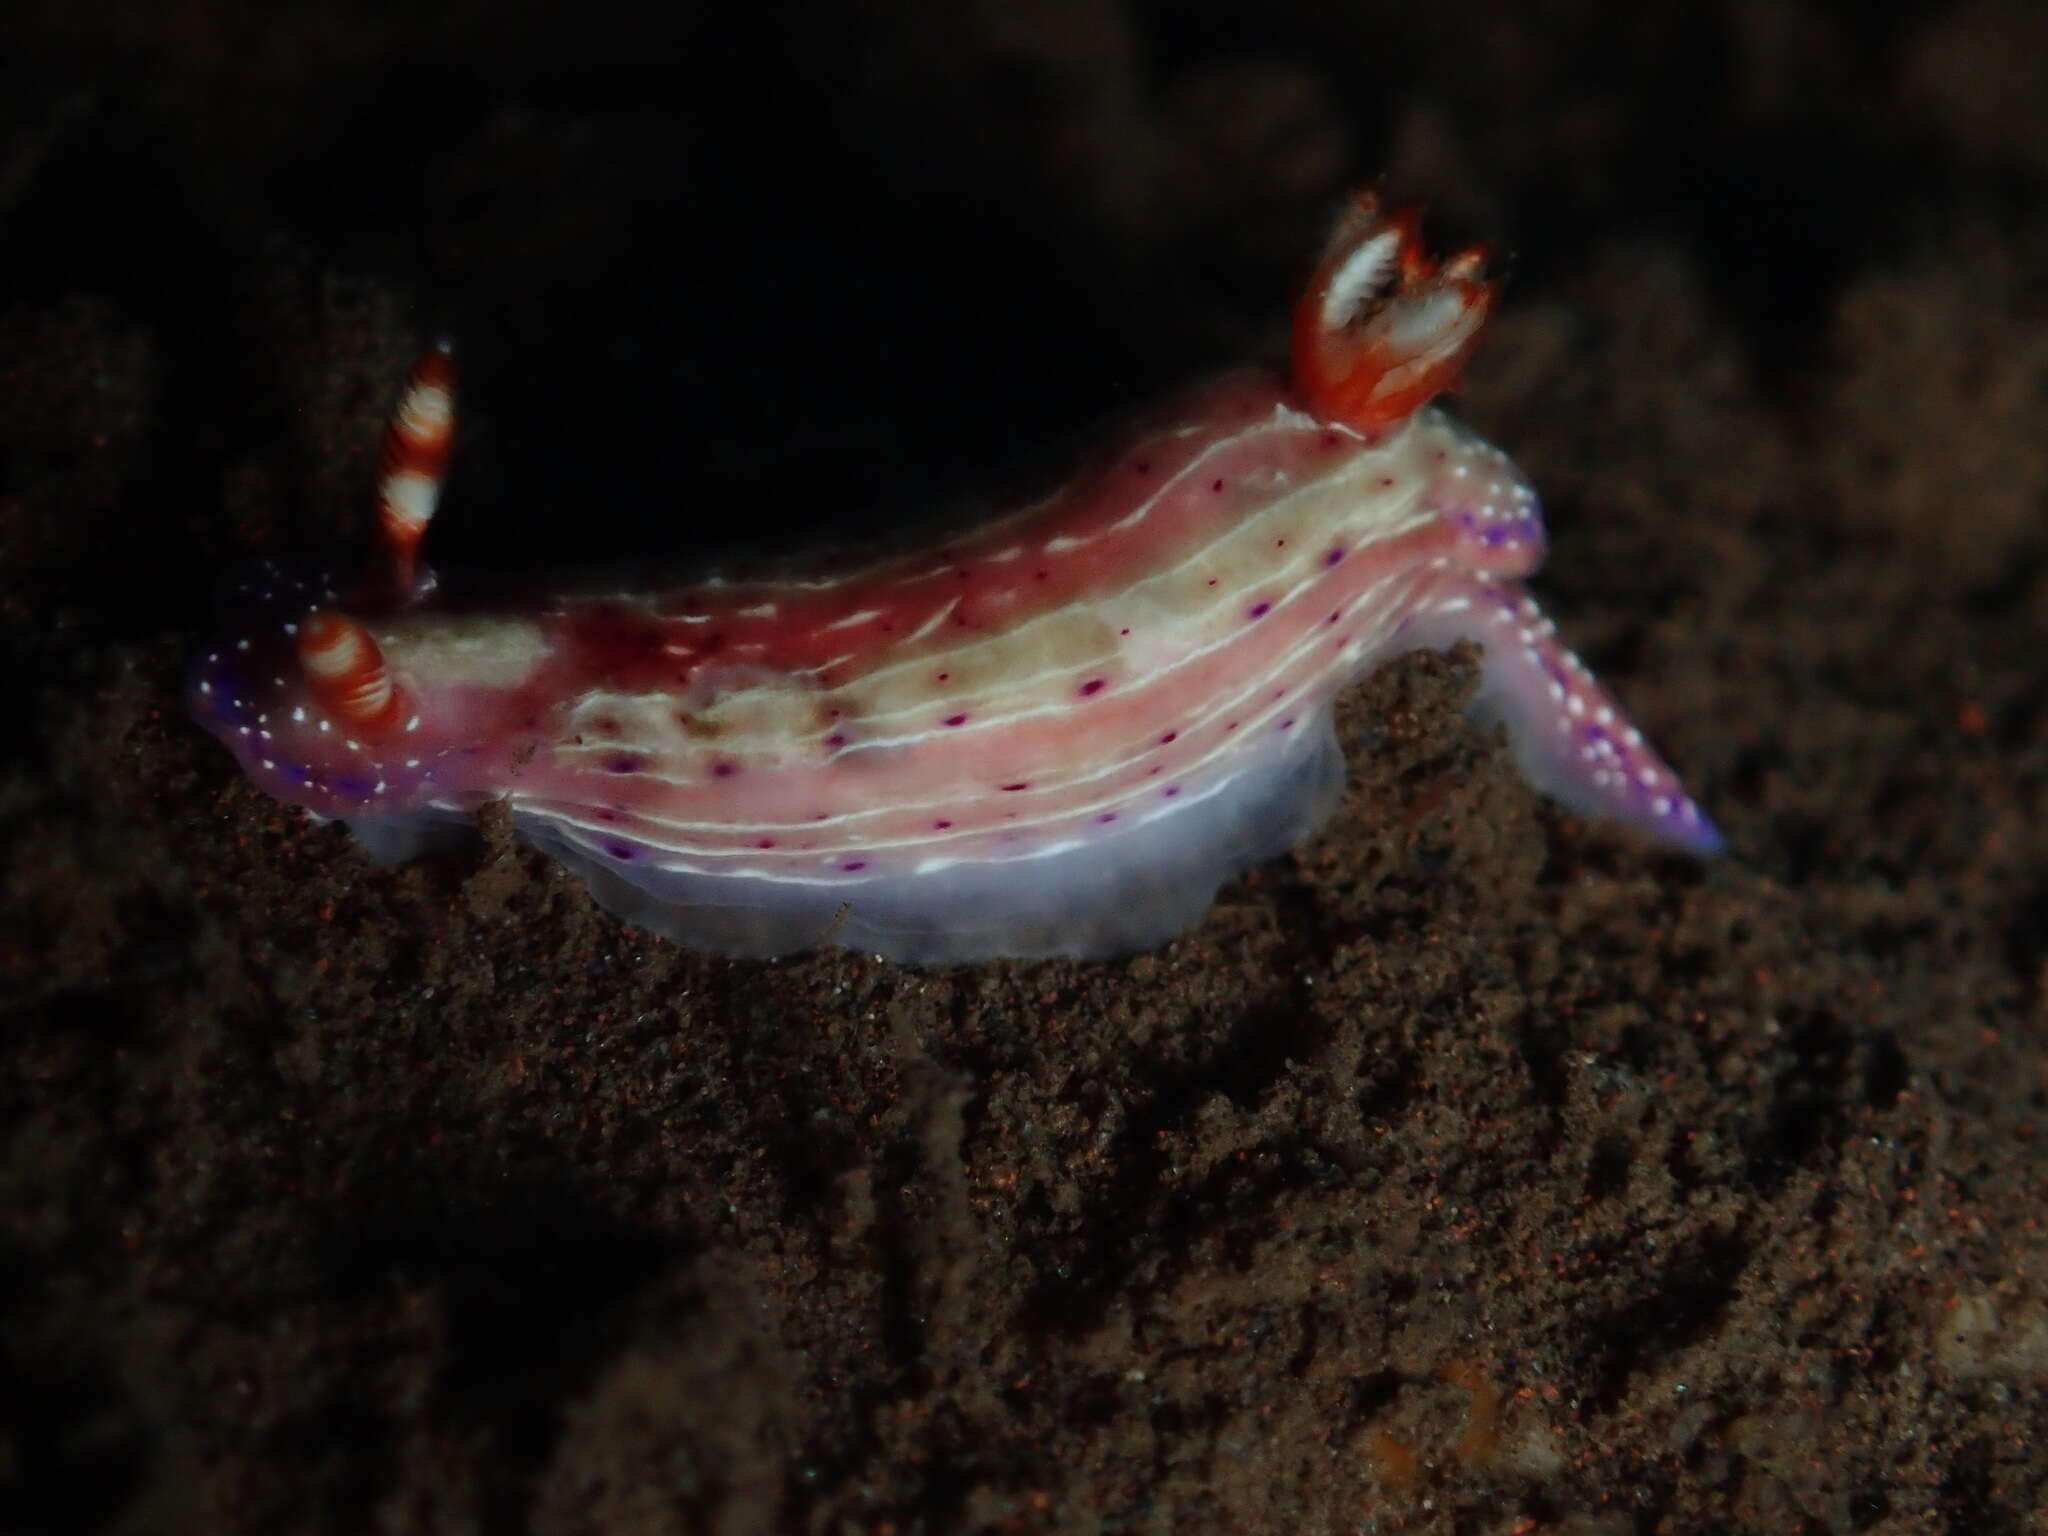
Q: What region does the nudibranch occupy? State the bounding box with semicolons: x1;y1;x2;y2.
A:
189;188;1719;962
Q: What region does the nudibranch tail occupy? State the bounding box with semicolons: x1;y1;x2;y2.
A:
1398;573;1724;856
296;608;406;737
373;340;455;603
1291;187;1495;437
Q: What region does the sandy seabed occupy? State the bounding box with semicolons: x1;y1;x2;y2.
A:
3;3;2046;1531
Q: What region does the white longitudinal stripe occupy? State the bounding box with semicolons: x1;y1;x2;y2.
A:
556;537;1414;797
885;499;1424;723
558;569;1423;856
903;598;960;644
778;430;1435;733
533;746;1264;888
548;433;1435;769
551;544;1406;786
584;405;1336;610
843;551;1406;754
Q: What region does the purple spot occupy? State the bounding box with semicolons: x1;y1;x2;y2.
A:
1274;538;1286;548
944;713;968;727
1134;459;1152;475
1162;784;1180;797
842;860;868;872
1247;602;1271;620
712;761;736;778
1159;730;1178;744
756;838;777;849
1327;611;1341;624
1323;547;1345;567
1226;721;1239;731
826;732;847;749
1078;678;1105;697
607;842;636;860
1211;478;1224;492
933;819;953;829
1000;781;1030;792
1279;717;1296;730
597;809;619;823
605;754;641;774
1096;812;1118;823
1119;627;1131;636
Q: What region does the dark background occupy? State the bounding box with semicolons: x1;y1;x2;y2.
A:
3;1;2045;1531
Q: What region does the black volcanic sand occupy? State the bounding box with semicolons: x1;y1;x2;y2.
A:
4;4;2046;1532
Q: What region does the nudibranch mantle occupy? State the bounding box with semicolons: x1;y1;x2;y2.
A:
189;188;1719;962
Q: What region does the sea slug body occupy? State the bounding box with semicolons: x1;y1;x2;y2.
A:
189;187;1720;962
